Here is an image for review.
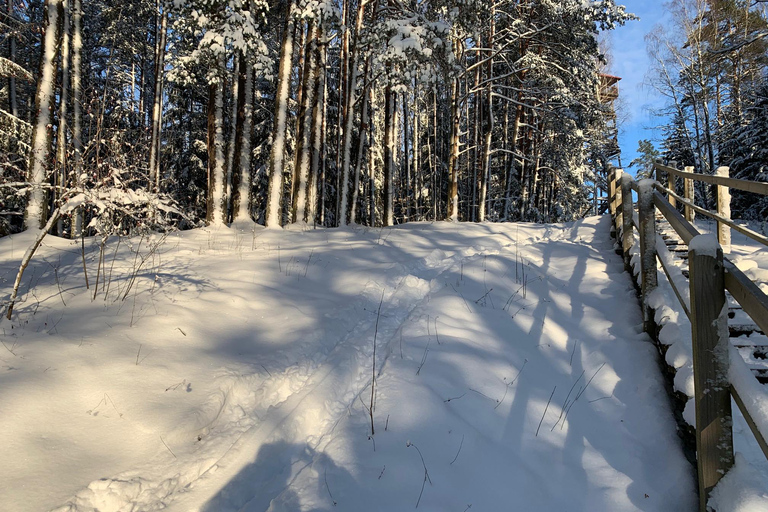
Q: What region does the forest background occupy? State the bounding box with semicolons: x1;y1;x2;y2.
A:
1;0;767;240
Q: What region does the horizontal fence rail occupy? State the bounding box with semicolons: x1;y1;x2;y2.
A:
608;165;768;512
655;162;768;196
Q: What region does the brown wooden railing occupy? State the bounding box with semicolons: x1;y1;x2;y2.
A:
608;164;768;512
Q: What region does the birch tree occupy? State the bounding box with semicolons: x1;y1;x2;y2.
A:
26;0;62;230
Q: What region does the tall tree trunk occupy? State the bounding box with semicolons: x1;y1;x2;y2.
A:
338;0;369;226
350;58;372;225
206;56;226;226
225;53;240;222
55;0;70;235
232;57;254;222
413;82;421;221
26;0;63;230
148;6;168;193
447;39;461;222
479;11;494;223
309;33;327;225
292;20;318;223
471;66;480;222
383;83;395;226
266;0;298;228
402;90;411;222
368;86;376;226
7;0;18;117
71;0;83;236
336;0;350;195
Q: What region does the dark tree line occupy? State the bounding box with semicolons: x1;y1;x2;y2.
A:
1;0;631;237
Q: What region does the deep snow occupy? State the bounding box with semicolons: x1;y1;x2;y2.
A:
1;217;702;511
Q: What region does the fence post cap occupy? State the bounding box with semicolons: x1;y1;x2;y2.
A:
688;233;721;257
638;179;656;193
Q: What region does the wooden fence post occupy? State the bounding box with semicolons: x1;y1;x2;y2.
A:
637;179;658;334
688;235;734;512
620;174;633;271
716;166;731;250
683;166;695;222
668;161;677;208
609;168;617;234
612;168;624;237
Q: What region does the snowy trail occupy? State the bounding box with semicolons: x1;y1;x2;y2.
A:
166;256;464;511
0;218;701;511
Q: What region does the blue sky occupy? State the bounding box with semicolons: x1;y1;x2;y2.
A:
609;1;671;170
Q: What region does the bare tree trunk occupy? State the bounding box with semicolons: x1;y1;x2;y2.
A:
26;0;63;230
383;83;395;226
402;90;411;222
225;53;240;222
292;20;318;223
447;40;461;222
368;87;376;227
309;33;327;225
206;56;226;226
148;6;168;193
413;82;421;221
7;207;61;320
479;11;494;222
338;0;370;226
232;58;254;222
335;0;350;196
350;58;372;225
7;0;18;117
266;0;298;228
71;0;83;236
55;0;71;235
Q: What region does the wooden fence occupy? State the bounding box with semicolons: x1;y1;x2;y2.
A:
608;164;768;512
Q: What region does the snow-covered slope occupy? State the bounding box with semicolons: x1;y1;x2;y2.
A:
1;217;696;511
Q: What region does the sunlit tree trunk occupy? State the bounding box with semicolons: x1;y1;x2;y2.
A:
447;39;462;222
232;57;254;222
55;0;70;235
266;0;298;228
26;0;63;230
338;0;369;226
71;0;83;236
206;55;226;226
308;31;327;224
7;0;18;117
383;83;395;226
292;20;318;223
148;5;168;193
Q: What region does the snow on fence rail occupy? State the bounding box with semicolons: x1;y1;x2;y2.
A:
608;165;768;512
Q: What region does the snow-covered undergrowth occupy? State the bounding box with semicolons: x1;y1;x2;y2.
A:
1;217;696;511
626;219;768;510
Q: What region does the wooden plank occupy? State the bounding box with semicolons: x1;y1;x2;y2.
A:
716;167;731;248
724;260;768;336
620;175;634;270
683;166;695;222
689;238;734;511
731;385;768;461
653;188;700;244
664;188;768;248
655;162;768;196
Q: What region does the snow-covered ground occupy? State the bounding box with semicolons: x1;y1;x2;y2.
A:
1;217;700;511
